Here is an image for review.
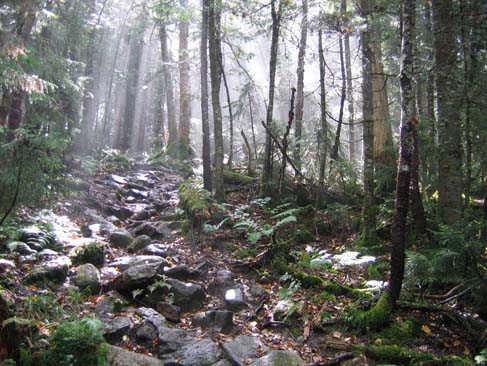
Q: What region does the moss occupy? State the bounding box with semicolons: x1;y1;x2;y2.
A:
235;248;258;260
357;344;474;366
178;179;213;226
373;318;421;345
72;242;104;267
350;291;393;331
294;229;315;244
223;170;256;185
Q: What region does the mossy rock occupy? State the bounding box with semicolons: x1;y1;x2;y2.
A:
178;178;214;225
223;170;256;185
72;242;105;267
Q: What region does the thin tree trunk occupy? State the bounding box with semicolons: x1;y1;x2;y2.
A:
208;0;225;202
294;0;308;172
279;87;296;193
261;0;284;196
329;34;347;174
179;0;191;159
318;29;327;187
241;130;256;176
342;0;355;162
201;0;213;192
390;0;416;306
410;123;426;234
248;91;257;157
221;65;234;168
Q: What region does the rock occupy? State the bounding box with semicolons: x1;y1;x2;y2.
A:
164;264;193;280
128;235;152;253
167;278;206;312
106;345;164;366
108;259;164;291
342;358;369;366
208;270;234;297
102;316;131;342
109;255;169;271
225;288;246;310
222;335;268;366
109;230;133;249
24;256;71;286
162;338;223;366
155;302;181;323
143;243;174;257
73;263;101;294
191;261;211;278
106;205;133;220
250;350;305;366
111;174;128;185
100;222;118;236
135;307;167;333
133;222;157;237
158;326;194;354
193;310;233;333
213;361;233;366
38;249;59;258
250;285;267;298
272;300;304;321
71;242;105;267
65;176;90;191
0;259;16;270
7;241;37;255
136;323;157;342
156;221;182;238
133;209;156;221
95;292;128;319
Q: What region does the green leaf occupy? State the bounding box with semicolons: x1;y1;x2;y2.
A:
275;215;297;228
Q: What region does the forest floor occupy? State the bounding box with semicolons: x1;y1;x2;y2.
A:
0;158;481;366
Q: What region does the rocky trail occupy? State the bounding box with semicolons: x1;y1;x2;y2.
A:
2;161;325;366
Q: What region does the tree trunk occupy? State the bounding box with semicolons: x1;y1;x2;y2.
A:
389;0;416;306
178;0;191;159
359;0;378;245
293;0;307;173
160;24;178;157
241;130;256;176
120;24;144;151
410;124;426;235
318;29;327;187
208;0;225;202
261;0;284;196
201;0;213;192
342;0;355;163
222;65;234;168
432;0;463;224
248;91;258;157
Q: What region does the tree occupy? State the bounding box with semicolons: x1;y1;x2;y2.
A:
200;0;213;192
178;0;191;159
432;0;463;224
293;0;307;172
261;0;284;196
208;0;225;202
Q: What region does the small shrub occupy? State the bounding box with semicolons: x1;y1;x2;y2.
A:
40;318;107;366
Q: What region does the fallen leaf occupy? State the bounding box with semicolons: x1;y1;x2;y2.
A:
421;324;433;336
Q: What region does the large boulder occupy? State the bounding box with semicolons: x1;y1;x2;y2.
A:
128;235;152;253
222;335;268;366
167;278;206;312
24;256;72;286
250;350;305;366
161;338;223;366
73;263;101;294
108;258;164;291
109;230;133;249
107;345;164;366
193;310;233;333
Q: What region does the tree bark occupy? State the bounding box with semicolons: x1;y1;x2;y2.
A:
318;29;327;187
432;0;463;224
201;0;213;192
342;0;355;163
261;0;284;196
293;0;307;173
178;0;191;159
221;64;234;168
389;0;416;306
208;0;225;202
160;23;178;157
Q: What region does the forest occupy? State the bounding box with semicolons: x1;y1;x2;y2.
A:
1;0;487;365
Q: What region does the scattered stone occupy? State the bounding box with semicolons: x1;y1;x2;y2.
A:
73;263;101;294
128;235;152;253
222;335;268;366
65;176;90;191
143;243;174;257
250;285;267;298
7;241;37;255
167;278;206;312
342;358;369;366
71;242;105;267
272;299;304;322
135;307;167;333
155;302;181;323
208;270;234;297
108;259;164;291
106;345;164;366
24;256;72;286
193;310;233;333
133;222;157;237
158;326;193;354
156;221;182;238
250;350;305;366
38;249;59;258
109;255;169;271
191;261;211;278
107;205;133;220
111;174;128;185
95;292;128;319
136;323;157;342
0;259;16;271
102;316;131;342
133;209;156;221
225;288;246;310
162;338;223;366
109;230;133;249
164;264;193;280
